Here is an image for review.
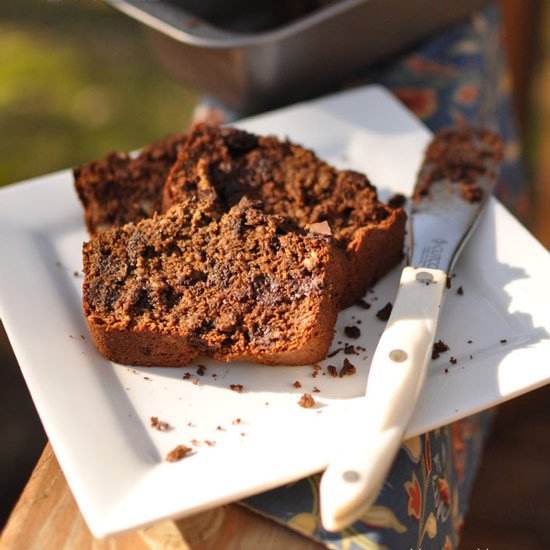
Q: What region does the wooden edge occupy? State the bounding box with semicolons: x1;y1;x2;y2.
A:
0;443;323;550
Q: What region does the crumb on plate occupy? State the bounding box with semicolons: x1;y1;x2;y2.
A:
165;444;192;462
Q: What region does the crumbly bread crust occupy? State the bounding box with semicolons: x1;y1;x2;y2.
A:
74;132;186;234
163;124;406;307
83;198;346;367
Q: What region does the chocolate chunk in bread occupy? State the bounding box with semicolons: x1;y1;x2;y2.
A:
74;132;186;234
82;198;346;367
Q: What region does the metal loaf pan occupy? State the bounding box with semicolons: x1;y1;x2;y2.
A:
108;0;491;112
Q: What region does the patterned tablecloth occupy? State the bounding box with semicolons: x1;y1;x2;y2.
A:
195;5;527;549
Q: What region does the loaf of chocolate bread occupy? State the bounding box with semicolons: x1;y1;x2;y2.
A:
162;124;406;307
82;198;346;367
74;132;186;234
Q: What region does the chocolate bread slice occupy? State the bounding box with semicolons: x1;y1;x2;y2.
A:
162;124;406;307
74;132;186;234
83;198;346;367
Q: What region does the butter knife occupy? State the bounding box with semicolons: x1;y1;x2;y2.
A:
320;127;504;531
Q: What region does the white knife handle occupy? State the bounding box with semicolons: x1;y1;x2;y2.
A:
320;266;447;531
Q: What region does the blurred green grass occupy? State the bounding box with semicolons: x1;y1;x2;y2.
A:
0;0;199;186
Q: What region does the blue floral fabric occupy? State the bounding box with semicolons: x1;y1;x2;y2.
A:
243;415;493;550
198;5;525;549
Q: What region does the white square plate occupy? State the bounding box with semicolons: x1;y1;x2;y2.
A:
0;86;548;538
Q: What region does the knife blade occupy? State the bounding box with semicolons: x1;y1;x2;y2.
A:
320;128;504;531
